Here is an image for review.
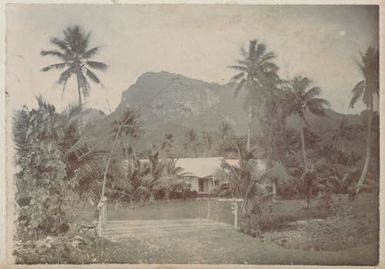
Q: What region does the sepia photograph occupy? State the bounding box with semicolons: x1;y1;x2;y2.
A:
3;2;382;266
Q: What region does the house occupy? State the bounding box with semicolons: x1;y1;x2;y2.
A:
175;157;270;195
175;157;224;195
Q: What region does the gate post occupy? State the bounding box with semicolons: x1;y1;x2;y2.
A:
207;198;211;219
232;201;238;230
97;196;107;236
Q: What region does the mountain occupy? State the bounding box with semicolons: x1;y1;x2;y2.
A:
118;71;248;139
77;71;368;157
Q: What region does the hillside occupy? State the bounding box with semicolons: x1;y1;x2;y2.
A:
77;71;367;156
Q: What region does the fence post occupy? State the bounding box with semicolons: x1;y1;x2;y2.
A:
207;198;211;219
97;196;107;236
232;201;238;230
98;207;102;236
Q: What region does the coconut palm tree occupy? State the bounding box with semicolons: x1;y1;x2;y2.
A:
41;25;107;109
110;157;150;207
144;151;167;203
229;40;279;151
158;158;190;200
283;76;330;171
349;47;379;193
99;108;143;204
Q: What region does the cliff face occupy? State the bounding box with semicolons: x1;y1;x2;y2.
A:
80;71;369;157
118;71;248;138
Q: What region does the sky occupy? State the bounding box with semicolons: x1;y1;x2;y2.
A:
6;4;379;114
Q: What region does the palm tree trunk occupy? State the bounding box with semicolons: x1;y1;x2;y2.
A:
247;103;252;152
356;96;373;193
300;128;308;172
76;74;84;133
100;126;122;202
76;74;82;109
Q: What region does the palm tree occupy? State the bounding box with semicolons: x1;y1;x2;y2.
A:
99;108;143;205
229;40;279;151
144;151;167;203
202;131;215;153
349;47;379;193
218;117;234;141
283;76;330;171
158;158;189;200
110;157;150;207
186;129;199;157
41;25;107;109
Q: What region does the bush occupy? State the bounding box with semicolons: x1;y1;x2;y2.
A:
14;233;110;264
13;99;80;241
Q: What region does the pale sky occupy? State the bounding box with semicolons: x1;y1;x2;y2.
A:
6;4;379;114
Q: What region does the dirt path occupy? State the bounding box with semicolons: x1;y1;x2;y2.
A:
95;222;377;265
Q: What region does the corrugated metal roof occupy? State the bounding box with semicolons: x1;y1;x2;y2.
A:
175;157;224;178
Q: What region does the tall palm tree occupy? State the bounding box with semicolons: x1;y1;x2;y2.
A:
349;47;379;192
229;40;279;151
100;108;143;204
186;129;199;157
41;25;107;109
283;76;330;171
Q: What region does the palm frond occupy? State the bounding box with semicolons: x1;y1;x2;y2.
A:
293;76;312;94
254;42;266;60
258;52;276;64
261;62;279;73
349;80;365;108
82;46;100;59
307;98;330;116
231;72;245;82
302;87;321;101
57;67;74;85
234;78;246;96
85;68;101;84
49;37;69;51
228;65;248;72
41;63;67;72
40;50;66;60
86;61;108;70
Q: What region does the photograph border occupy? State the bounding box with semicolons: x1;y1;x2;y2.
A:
1;0;383;268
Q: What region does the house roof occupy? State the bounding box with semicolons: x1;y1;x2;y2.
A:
223;158;268;173
175;157;224;178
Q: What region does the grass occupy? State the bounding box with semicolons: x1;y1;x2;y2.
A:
93;224;378;265
69;193;378;265
106;199;209;220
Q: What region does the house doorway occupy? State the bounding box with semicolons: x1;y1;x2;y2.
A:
199;178;204;192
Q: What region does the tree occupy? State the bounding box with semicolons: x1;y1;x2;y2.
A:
109;157;150;207
161;133;175;158
142;151;167;203
41;25;107;109
283;76;329;172
99;109;143;205
158;158;189;200
327;117;357;152
229;40;279;151
349;47;379;193
218;117;234;141
202;131;216;155
186;129;199;157
13;97;73;240
277;128;300;161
